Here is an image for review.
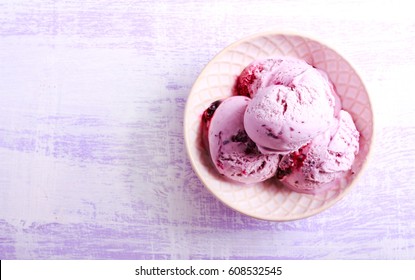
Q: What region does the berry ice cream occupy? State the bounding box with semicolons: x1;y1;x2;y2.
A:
243;57;337;154
200;56;360;192
205;96;279;184
277;110;360;194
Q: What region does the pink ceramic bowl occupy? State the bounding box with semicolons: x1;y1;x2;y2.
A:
184;32;373;221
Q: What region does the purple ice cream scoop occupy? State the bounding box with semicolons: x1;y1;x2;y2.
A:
205;96;279;184
277;110;360;194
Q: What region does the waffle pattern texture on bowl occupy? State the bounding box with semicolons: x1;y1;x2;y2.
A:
184;33;373;221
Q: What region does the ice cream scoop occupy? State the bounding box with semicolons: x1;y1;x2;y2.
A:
277;110;360;194
244;76;336;154
241;57;338;154
206;96;280;184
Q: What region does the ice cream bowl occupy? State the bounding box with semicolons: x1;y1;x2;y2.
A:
184;32;373;221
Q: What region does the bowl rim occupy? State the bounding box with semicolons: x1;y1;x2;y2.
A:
184;30;374;221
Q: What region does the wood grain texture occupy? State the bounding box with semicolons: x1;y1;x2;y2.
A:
1;0;415;259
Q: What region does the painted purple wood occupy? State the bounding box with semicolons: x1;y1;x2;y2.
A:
1;0;415;259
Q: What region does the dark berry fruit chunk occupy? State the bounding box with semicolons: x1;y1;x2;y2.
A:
244;141;257;154
276;167;292;179
231;129;249;143
202;100;222;123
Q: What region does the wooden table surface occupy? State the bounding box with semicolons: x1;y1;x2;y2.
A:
1;0;415;259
